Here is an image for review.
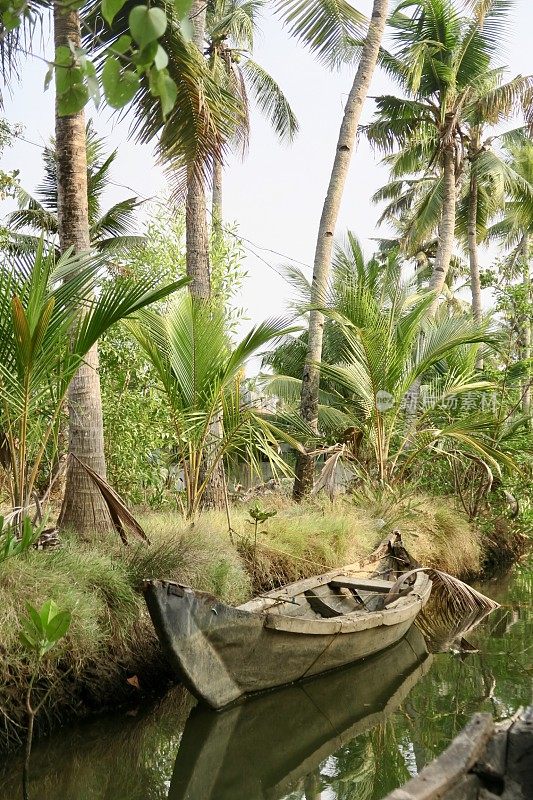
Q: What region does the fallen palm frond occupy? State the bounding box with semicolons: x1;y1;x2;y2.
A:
426;568;500;616
386;565;500;650
416;602;496;653
386;566;499;615
311;446;345;500
71;455;149;545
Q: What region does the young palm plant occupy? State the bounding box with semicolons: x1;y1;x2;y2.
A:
0;244;185;517
264;239;512;488
126;292;302;517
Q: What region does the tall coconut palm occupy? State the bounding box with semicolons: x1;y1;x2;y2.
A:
170;0;300;297
364;0;530;314
489;132;533;420
6;123;143;254
51;0;116;533
290;0;389;499
207;0;299;227
371;76;533;330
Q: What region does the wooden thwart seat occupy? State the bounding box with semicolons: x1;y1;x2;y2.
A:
304;584;361;618
330;577;395;593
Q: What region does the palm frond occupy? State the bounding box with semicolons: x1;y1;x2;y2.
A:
274;0;366;68
241;59;299;142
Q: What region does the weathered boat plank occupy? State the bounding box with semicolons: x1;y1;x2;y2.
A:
384;714;494;800
473;727;509;789
383;707;533;800
330;577;395;592
506;707;533;799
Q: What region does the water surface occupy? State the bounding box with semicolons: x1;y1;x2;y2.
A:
1;559;531;800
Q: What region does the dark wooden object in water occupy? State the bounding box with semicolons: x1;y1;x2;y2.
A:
143;540;431;708
383;707;533;800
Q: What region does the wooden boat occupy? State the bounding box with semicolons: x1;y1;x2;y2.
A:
144;535;432;708
168;626;432;800
382;706;533;800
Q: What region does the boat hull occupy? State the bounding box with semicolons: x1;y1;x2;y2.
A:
144;575;431;708
168;626;432;800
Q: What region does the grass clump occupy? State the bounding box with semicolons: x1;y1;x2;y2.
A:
396;497;481;576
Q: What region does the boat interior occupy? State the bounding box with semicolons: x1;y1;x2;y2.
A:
239;571;410;620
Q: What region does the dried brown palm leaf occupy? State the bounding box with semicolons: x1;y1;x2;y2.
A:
311;447;345;500
385;566;499;616
70;455;149;545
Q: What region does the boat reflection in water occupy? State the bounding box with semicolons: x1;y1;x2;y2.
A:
168;626;432;800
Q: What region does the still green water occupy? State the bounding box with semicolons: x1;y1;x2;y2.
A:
1;560;531;800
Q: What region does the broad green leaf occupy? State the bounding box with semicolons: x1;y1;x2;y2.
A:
55;47;89;115
150;69;177;119
154;44;168;71
54;45;73;79
55;61;85;95
45;610;71;643
102;57;140;109
39;599;60;627
18;631;36;652
19;616;39;643
129;5;167;49
57;84;89;116
112;34;132;55
25;603;45;636
102;0;128;26
2;10;20;30
135;40;159;67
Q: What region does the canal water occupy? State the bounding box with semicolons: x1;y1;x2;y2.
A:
1;559;531;800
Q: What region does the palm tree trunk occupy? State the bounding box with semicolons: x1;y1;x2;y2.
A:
467;172;483;368
402;143;457;440
186;0;211;301
186;172;211;299
468;175;483;323
187;0;225;511
55;1;113;533
212;154;223;237
293;0;389;500
428;142;457;314
521;233;531;421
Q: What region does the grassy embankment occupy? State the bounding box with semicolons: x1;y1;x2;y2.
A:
0;493;488;750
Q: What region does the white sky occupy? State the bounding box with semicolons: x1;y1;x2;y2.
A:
1;0;532;326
